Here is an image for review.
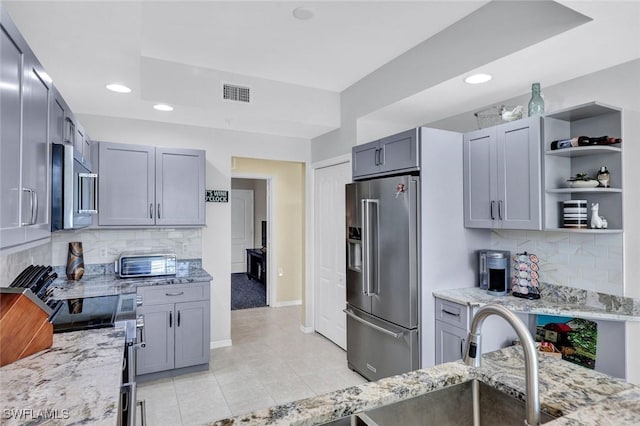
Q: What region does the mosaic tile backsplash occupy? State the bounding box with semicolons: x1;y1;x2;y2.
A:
491;230;623;296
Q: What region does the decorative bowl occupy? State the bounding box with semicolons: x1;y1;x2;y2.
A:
567;180;599;188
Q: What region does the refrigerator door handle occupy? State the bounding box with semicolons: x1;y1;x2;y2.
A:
361;198;379;296
344;309;405;339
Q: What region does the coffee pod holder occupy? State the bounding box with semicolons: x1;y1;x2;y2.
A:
511;251;541;300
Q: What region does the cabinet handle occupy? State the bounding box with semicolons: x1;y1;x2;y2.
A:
31;189;38;224
157;203;161;219
21;188;35;225
166;291;184;296
460;338;466;359
374;148;380;166
498;200;503;220
379;146;384;165
169;311;172;328
442;308;460;317
177;310;181;327
490;200;496;220
149;203;153;219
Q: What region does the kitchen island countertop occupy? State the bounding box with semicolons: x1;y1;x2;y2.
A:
211;345;640;425
0;328;125;425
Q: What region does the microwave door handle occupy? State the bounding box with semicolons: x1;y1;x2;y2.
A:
92;174;98;213
77;173;98;214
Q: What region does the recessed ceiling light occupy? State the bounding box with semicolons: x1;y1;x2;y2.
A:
105;83;132;93
464;74;492;84
292;7;314;20
153;103;173;112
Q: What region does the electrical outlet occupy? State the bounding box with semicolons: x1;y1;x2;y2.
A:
100;248;108;257
182;243;188;254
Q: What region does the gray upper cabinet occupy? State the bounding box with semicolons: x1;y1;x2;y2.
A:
155;148;206;226
352;129;420;180
463;116;542;230
1;8;51;251
98;142;155;226
98;142;205;226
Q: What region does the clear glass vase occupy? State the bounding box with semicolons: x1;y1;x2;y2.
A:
528;83;545;117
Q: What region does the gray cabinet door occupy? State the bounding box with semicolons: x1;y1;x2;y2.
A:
435;321;467;364
136;303;175;375
379;129;419;174
352;141;380;179
463;128;497;228
0;22;25;249
174;300;210;369
497;117;542;230
21;58;51;243
155;148;205;226
98;142;155;225
50;91;65;145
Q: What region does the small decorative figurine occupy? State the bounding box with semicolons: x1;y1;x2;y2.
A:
590;203;603;229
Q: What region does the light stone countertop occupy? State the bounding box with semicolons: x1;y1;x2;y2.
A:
434;283;640;322
0;328;125;425
212;345;640;425
48;260;212;300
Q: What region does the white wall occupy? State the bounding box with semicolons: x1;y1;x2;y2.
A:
78;114;310;348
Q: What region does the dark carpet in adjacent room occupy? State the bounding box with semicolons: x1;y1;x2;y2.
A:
231;273;267;310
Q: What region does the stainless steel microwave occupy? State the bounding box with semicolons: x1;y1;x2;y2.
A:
51;143;98;231
116;251;177;278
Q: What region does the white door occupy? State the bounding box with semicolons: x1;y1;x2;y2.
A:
314;161;351;349
231;189;254;273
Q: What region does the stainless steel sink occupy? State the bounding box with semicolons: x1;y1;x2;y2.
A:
321;380;557;425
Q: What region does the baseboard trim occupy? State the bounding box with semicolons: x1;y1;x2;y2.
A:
271;299;302;307
210;339;232;350
299;325;314;334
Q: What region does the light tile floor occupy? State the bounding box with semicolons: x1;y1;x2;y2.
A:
137;305;366;425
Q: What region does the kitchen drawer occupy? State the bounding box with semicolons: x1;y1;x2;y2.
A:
137;282;209;305
435;298;469;329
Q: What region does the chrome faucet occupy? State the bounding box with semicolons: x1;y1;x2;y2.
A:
465;304;540;426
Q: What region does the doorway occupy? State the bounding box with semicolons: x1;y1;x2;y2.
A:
231;179;268;310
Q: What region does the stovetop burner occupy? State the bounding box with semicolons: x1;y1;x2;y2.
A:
51;295;119;333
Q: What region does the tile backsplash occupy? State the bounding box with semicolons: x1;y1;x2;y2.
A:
50;228;202;266
0;242;51;285
491;230;623;296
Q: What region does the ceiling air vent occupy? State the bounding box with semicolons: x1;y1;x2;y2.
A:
223;83;251;103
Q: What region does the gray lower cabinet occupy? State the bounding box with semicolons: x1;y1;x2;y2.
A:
434;297;531;365
1;8;50;251
352;128;419;179
136;283;210;376
435;321;468;364
463;116;542;230
98;142;205;226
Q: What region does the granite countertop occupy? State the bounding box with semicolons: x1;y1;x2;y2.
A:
434;282;640;322
212;345;640;425
0;328;125;425
48;259;212;300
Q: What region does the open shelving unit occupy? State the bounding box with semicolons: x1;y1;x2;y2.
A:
543;102;623;233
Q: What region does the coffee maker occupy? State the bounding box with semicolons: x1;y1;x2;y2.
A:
478;250;510;296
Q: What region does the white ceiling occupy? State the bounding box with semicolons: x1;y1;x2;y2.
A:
3;1;639;140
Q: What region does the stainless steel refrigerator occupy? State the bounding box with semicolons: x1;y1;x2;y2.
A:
345;174;420;381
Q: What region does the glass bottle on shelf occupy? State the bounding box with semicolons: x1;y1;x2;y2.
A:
528;83;545;117
597;166;610;187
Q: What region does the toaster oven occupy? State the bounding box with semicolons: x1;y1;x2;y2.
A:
116;251;177;278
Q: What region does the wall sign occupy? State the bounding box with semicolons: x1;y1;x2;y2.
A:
206;190;228;203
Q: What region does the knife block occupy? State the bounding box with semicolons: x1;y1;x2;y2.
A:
0;290;53;366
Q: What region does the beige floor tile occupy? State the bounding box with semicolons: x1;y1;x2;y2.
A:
140;305;361;425
266;376;317;404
